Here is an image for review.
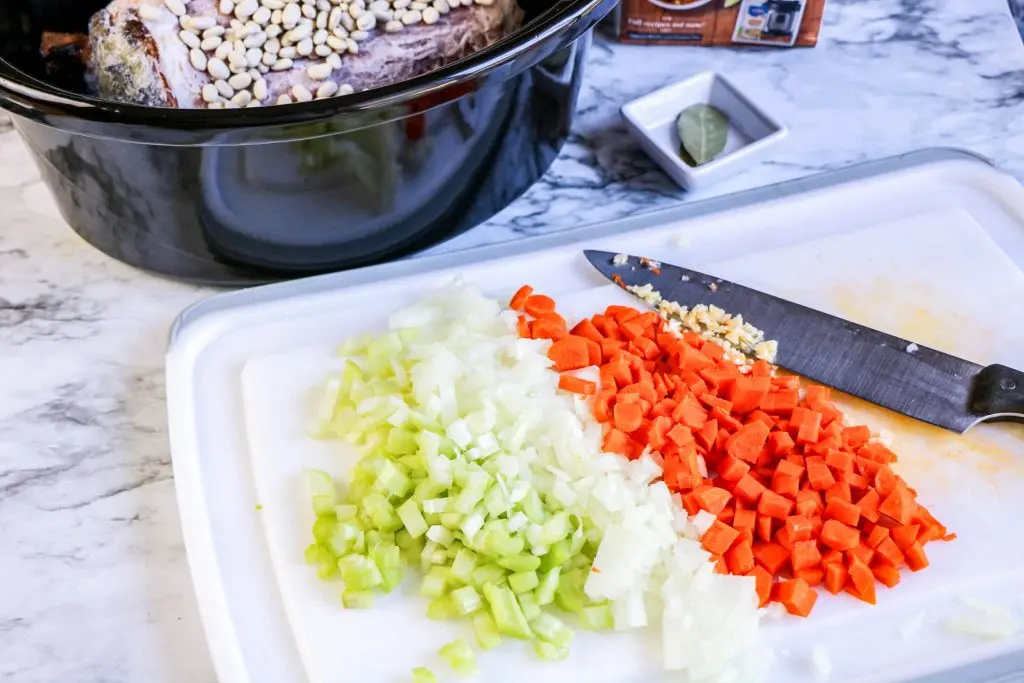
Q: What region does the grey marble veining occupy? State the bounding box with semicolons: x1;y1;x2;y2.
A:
3;1;1024;681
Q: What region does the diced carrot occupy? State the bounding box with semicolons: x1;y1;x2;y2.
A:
796;566;825;588
874;466;898;497
875;537;904;567
757;490;794;519
891;524;920;551
825;481;852;504
805;456;836;491
603;428;628;455
733;508;757;532
842;425;872;450
754;542;790;574
820;519;860;551
725;540;755;575
859;441;897;464
734;474;767;504
824;562;847;595
865;525;889;549
726;421;771;464
878;485;915;526
824;448;854;474
751;565;773;607
516;315;531;338
871;561;901;588
904;542;929;571
695;487;733;516
547;335;591;371
509;285;534;311
771;472;800;498
672;393;708;429
791;539;822;571
730;376;771;414
846;557;876;605
702;520;741;555
718;455;751;483
756;515;774;543
847;543;875;566
784;515;813;542
767;430;795;455
558;374;597;395
523;294;556;317
824;498;861;527
712;407;742;433
856;488;881;523
697;419;718;450
761;389;799;415
820;548;843;565
776;578;818;617
569;317;603;342
612;402;644;434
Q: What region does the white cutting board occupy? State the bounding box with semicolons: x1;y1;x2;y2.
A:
166;152;1024;683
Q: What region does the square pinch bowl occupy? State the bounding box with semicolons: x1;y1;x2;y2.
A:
621;71;787;191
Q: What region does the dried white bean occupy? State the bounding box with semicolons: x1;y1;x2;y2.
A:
392;8;404;20
432;0;448;13
291;84;313;102
164;0;186;16
271;57;294;70
332;26;349;37
347;3;362;18
327;7;342;28
346;37;358;53
421;6;437;23
317;0;331;10
312;28;328;44
262;0;284;7
208;102;225;109
234;0;258;18
189;15;217;29
316;81;339;98
244;31;267;47
393;0;408;7
282;2;301;24
253;78;268;100
325;35;345;51
215;42;233;59
179;29;201;48
301;4;316;18
284;24;312;41
249;67;262;79
179;16;195;30
339;11;354;30
264;37;281;52
401;9;420;24
355;12;374;30
296;37;314;56
279;46;297;57
266;23;282;37
337;83;354;96
276;94;293;105
203;26;226;37
201;83;220;103
138;5;162;21
228;72;252;89
258;64;269;73
307;62;333;80
187;48;207;71
349;29;367;40
207;57;231;79
219;0;234;12
261;50;276;64
201;35;223;50
224;101;239;108
215;79;235;97
252;6;271;23
384;19;401;32
246;48;263;66
326;52;342;69
315;10;327;28
367;0;387;12
313;44;331;56
410;0;425;9
231;90;252;106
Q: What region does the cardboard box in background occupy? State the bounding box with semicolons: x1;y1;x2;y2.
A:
609;0;825;48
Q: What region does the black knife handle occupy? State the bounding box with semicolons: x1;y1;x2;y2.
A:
971;365;1024;423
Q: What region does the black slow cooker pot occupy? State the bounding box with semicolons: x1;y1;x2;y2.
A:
0;0;614;284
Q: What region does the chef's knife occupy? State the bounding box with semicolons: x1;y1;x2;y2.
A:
584;250;1024;434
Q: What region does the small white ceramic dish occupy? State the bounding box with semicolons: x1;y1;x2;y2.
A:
621;71;788;191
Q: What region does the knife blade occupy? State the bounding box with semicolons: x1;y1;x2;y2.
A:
584;250;1024;433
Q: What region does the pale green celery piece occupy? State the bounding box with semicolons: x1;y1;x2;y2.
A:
535;567;560;606
386;428;418;455
454;486;485;515
341;589;374;609
335;504;359;521
417;429;441;460
440;512;463;530
531;613;573;648
509;570;539;594
483;486;508;518
539;513;571;546
540;539;571;571
327;409;360;439
482;583;533;639
491;532;525;557
419;566;449;598
426;596;457;620
555;569;587;614
304;544;338;579
380;567;404;593
426;524;455;546
472;612;502;651
533;640;569;661
375;461;412;498
451;548;477;583
439;638;479;676
517;591;541;622
569;518;586;554
471;563;507;588
398;454;427;477
372;542;401;572
305;469;338;515
497;554;540;573
413;480;447;503
450;585;482;616
338;554;383;590
366;530;396;547
522;490;545;524
396;499;429;539
581;604;614;630
411;666;437;683
324;521;362;557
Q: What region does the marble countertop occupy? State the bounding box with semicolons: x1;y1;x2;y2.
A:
4;1;1024;681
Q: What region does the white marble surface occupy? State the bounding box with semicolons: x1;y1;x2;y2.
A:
3;0;1024;680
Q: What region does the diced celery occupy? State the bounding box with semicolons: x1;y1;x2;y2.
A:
509;570;539;594
396;499;428;539
335;504;358;521
372;543;401;573
426;596;457;621
451;548;477;583
471;563;507;588
375;461;412;498
439;638;478;676
540;539;571;571
483;486;508;518
341;589;374;609
539;513;571;546
472;613;502;651
386;428;418;455
530;613;573;648
497;554;541;573
522;490;545;524
411;666;437;683
517;591;541;621
426;525;454;545
420;566;449;599
304;543;338;579
535;567;560;606
450;585;482;616
580;604;614;630
482;583;532;639
305;469;338;516
338;554;383;591
533;640;569;661
380;567;404;593
554;569;587;614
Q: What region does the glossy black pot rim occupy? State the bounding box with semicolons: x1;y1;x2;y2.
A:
0;0;603;134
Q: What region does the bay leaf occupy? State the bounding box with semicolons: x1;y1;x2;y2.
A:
676;103;729;166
